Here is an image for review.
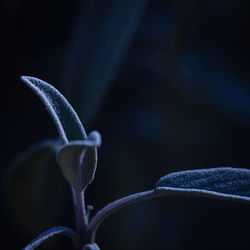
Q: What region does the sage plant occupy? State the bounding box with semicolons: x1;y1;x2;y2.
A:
17;76;250;250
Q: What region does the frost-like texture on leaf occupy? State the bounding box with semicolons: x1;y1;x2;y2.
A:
56;131;101;190
21;76;87;143
23;226;82;250
83;243;100;250
156;167;250;203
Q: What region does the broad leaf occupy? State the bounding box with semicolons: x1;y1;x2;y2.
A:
23;226;82;250
156;167;250;203
5;140;72;237
21;76;87;143
56;131;101;190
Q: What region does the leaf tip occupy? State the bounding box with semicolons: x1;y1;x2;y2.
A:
88;131;102;147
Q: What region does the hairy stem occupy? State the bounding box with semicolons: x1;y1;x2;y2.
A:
72;187;88;240
87;189;165;242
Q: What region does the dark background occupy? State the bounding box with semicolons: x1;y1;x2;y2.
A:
1;0;250;249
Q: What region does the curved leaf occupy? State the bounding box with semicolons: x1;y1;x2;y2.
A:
56;131;101;190
23;226;82;250
21;76;87;143
156;167;250;204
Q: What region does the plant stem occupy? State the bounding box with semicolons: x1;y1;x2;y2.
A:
87;189;165;242
72;187;88;240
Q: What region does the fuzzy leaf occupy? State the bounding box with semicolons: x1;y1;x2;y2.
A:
23;226;82;250
21;76;87;143
56;131;101;190
156;167;250;203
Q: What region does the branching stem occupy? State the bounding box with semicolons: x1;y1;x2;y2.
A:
87;189;165;243
72;187;88;240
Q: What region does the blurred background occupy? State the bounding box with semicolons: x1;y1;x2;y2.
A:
1;0;250;249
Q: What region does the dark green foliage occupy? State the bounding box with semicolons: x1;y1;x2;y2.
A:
56;131;101;191
156;167;250;203
21;76;102;194
21;76;87;143
12;77;250;250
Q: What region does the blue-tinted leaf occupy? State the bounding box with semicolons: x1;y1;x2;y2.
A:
83;243;100;250
61;0;149;122
156;167;250;204
23;226;82;250
56;131;101;190
5;140;72;237
21;76;87;143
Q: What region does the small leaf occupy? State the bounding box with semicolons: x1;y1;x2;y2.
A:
23;226;82;250
56;131;101;190
156;167;250;203
21;76;87;143
82;243;100;250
